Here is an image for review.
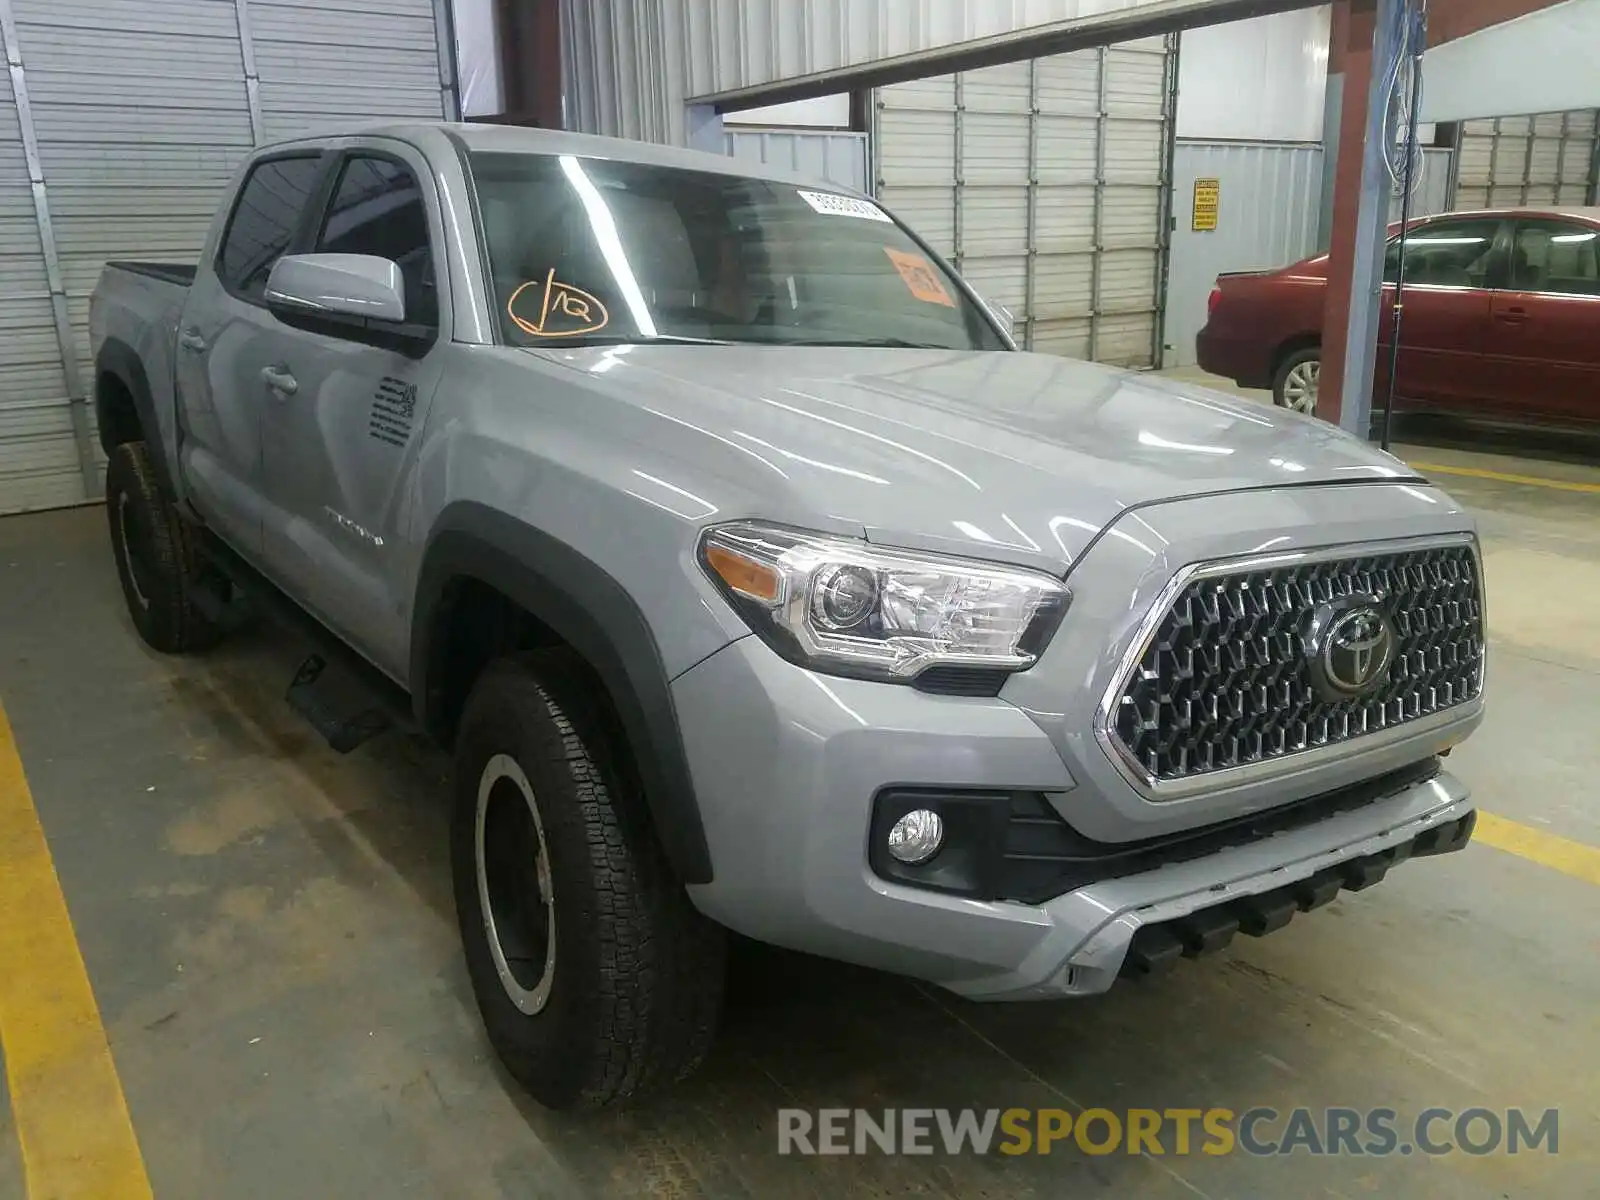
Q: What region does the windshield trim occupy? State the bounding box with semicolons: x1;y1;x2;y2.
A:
456;145;1014;353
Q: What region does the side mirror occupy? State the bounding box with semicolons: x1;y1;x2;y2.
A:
266;253;407;323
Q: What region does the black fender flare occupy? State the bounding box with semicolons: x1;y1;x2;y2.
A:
95;338;175;492
412;502;713;884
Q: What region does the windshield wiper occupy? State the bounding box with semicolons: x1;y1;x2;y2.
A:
527;333;733;347
776;337;955;350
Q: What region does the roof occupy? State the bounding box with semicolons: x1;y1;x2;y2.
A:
1424;205;1600;224
275;120;863;194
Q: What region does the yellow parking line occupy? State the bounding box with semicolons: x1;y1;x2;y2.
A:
1474;812;1600;887
1409;461;1600;496
0;699;153;1199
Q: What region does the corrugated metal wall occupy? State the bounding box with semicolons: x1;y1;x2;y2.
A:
561;0;1244;147
1453;110;1599;210
1165;141;1322;368
0;0;453;517
722;127;869;193
1164;141;1454;369
874;36;1176;369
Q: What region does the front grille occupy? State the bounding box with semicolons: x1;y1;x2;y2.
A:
1110;543;1484;786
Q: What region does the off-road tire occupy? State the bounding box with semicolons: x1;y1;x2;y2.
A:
104;440;220;654
451;650;726;1110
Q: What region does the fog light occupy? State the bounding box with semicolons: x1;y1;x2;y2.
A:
886;809;944;865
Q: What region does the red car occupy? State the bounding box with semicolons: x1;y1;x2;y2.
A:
1197;207;1600;428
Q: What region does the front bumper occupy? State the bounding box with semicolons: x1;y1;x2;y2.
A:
674;637;1476;1001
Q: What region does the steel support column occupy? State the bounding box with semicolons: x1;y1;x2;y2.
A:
1088;46;1108;362
1024;59;1040;351
231;0;266;143
1335;0;1409;438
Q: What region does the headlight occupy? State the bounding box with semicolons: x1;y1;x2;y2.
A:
698;522;1068;684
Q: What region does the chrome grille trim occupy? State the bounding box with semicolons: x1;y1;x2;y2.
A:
1094;533;1485;802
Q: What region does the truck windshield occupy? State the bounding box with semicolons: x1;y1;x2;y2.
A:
467;150;1008;352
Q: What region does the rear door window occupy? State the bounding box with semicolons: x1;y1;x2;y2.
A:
217;156;324;302
1508;220;1600;296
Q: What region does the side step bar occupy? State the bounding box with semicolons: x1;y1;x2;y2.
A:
197;530;418;753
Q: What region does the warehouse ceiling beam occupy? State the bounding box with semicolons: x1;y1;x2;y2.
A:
690;0;1324;113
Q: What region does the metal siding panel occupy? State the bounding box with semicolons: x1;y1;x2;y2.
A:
1034;50;1099;114
958;254;1028;313
1490;136;1529;185
253;0;445;140
12;0;242;39
1032;253;1093;318
875;108;955;185
1163;141;1322;368
877;186;954;256
1100;183;1160;248
957;186;1028;256
1530;112;1567;138
1093;311;1157;366
1455;134;1493;190
960;61;1031;113
1098;247;1156;311
1033;185;1095;248
720;128;868;191
1103;45;1166;117
250;1;438;53
1527;138;1562;186
878;73;957;111
1034;114;1099;182
961;111;1029;185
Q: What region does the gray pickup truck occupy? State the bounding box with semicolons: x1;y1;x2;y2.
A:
90;122;1486;1110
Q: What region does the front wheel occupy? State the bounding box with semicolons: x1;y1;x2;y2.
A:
1272;347;1321;414
451;651;726;1110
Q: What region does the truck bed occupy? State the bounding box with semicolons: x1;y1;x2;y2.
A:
104;261;197;288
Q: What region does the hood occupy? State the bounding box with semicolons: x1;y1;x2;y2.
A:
533;345;1419;572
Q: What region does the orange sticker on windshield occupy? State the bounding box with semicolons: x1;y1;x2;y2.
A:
883;248;955;307
508;268;610;337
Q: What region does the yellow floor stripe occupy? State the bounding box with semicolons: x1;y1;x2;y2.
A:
1409;461;1600;496
0;699;153;1199
1474;812;1600;887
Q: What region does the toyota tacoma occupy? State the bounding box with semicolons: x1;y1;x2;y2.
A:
90;123;1486;1110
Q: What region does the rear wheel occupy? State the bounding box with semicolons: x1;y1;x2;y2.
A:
1272;347;1321;414
104;441;220;654
451;650;726;1110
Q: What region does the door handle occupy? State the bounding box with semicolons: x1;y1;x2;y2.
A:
260;365;299;396
1495;306;1528;325
178;329;207;352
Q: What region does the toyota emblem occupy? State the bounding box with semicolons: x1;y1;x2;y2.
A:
1305;597;1396;701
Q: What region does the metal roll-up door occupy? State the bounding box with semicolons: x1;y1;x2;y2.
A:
0;0;453;517
1;13;78;514
251;0;451;141
874;36;1178;368
1454;110;1599;210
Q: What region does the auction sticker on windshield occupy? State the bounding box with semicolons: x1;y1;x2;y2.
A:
883;247;955;307
797;189;892;222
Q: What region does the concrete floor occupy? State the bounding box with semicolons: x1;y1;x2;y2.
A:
1;419;1598;1197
